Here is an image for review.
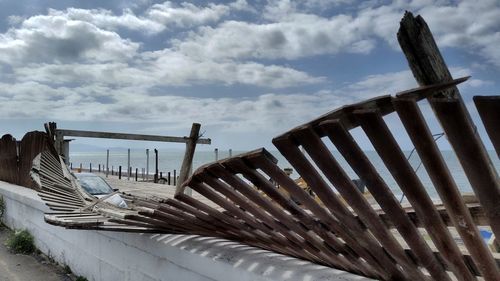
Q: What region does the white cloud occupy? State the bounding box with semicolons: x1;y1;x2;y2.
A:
47;8;164;34
176;15;376;60
12;50;322;88
171;0;500;69
146;1;231;28
8;1;249;36
0;13;139;65
0;68;484;131
0;4;322;88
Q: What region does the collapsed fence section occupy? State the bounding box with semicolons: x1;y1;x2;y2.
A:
14;12;500;281
0;131;48;189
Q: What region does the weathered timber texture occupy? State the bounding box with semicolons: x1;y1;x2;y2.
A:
0;134;18;184
18;131;49;189
474;96;500;158
398;11;500;248
56;129;211;144
175;123;201;194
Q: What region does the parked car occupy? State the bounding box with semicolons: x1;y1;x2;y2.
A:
74;173;127;208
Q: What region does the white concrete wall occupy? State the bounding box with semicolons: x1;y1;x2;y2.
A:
0;181;375;281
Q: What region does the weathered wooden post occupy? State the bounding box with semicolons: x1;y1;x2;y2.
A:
90;163;92;173
135;168;138;181
146;149;149;181
398;12;500;281
175;124;201;195
106;149;109;177
154;149;158;183
167;172;171;185
119;166;122;179
173;170;176;186
127;149;131;180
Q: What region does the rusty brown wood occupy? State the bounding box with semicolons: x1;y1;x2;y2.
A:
132;212;206;234
354;108;476;281
18;131;49;188
398;12;499;271
160;198;290;257
0;134;18;184
188;175;308;251
163;197;252;238
474;96;500;158
431;98;500;240
291;125;429;280
273;136;407;281
149;206;241;241
393;97;500;280
213;159;369;273
224;159;351;256
184;179;315;261
320;119;462;280
242;151;382;277
173;194;289;249
397;12;469;108
176;123;201;194
178;197;312;262
198;164;343;268
191;167;358;268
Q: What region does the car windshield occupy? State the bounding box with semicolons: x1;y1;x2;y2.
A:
76;175;113;195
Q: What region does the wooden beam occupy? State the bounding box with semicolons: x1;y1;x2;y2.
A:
176;123;201;195
56;129;211;144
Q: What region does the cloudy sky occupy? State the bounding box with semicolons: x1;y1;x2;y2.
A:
0;0;498;151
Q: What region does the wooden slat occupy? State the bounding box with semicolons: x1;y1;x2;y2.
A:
474;96;500;158
394;97;499;280
431;98;500;240
291;125;429;280
354;108;476;281
57;129;211;145
273;136;405;280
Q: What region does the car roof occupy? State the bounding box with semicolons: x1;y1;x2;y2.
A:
74;172;100;178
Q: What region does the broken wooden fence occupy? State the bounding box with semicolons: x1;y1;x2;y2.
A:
35;75;500;280
0;131;49;189
19;12;500;281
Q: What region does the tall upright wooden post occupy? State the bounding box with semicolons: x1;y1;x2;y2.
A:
398;12;500;281
146;149;149;181
175;123;201;195
106;149;109;177
55;130;64;158
127;148;131;180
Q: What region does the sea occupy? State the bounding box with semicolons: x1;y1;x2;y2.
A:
69;149;499;200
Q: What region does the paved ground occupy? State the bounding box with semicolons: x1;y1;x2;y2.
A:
0;225;75;281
